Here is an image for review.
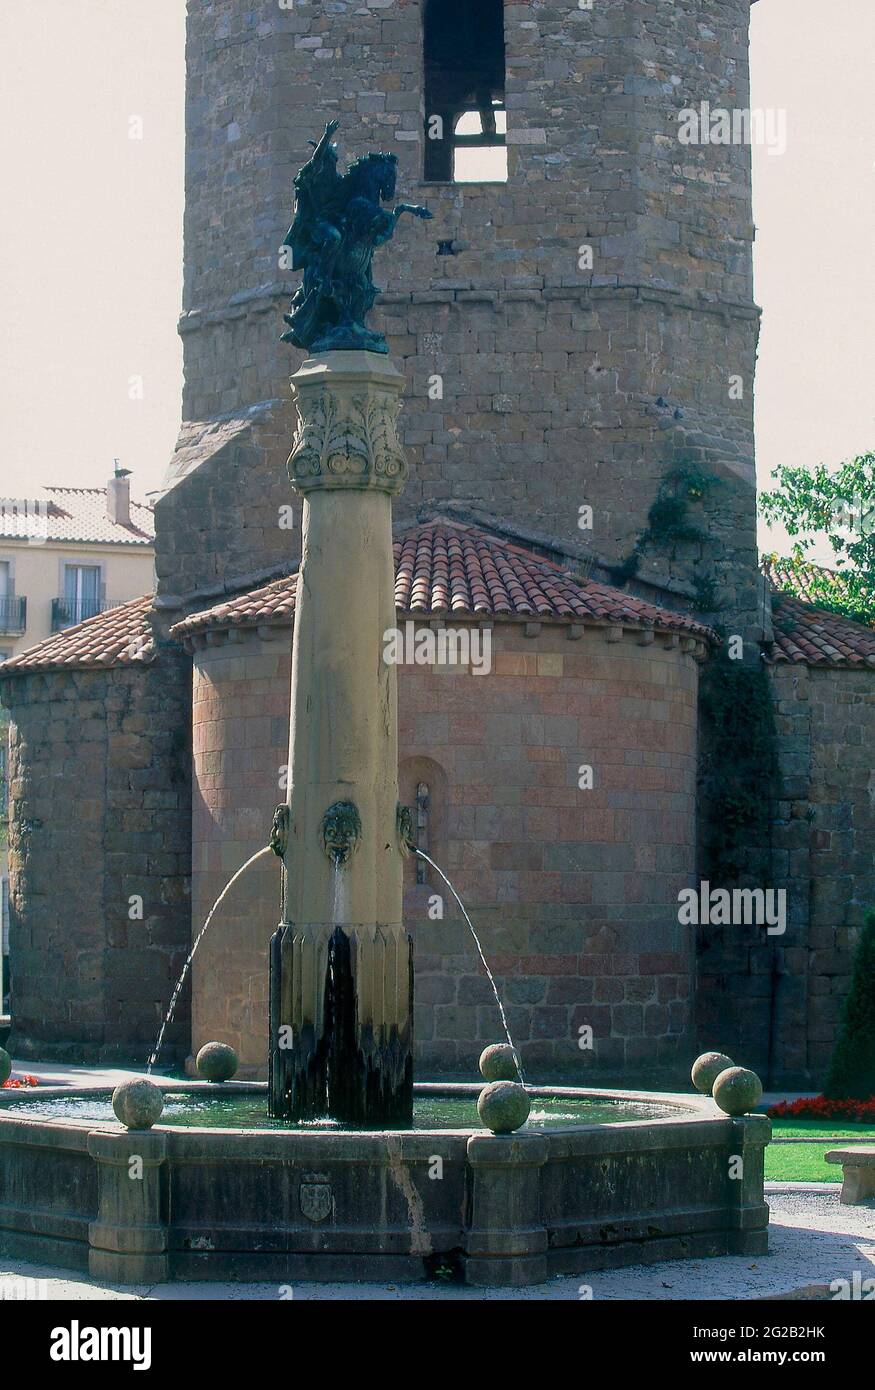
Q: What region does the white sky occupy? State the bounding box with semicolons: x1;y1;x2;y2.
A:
0;0;872;557
750;0;875;557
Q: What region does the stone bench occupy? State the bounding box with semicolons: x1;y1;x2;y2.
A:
825;1146;875;1204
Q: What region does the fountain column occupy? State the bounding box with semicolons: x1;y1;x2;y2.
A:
268;350;413;1124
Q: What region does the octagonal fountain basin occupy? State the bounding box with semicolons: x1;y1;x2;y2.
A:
0;1082;769;1287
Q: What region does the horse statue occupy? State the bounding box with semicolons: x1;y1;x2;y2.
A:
281;120;433;354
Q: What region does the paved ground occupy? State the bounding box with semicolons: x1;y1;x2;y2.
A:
1;1191;871;1301
7;1061;162;1088
5;1060;821;1107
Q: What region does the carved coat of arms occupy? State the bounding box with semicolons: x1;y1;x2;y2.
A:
299;1178;333;1224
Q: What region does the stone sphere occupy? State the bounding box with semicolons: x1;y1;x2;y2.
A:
196;1041;239;1083
691;1051;735;1095
712;1067;763;1117
479;1043;521;1083
0;1048;11;1086
477;1081;531;1135
112;1078;164;1131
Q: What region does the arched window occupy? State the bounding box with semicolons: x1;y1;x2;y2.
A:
415;781;430;885
423;0;507;184
399;756;448;892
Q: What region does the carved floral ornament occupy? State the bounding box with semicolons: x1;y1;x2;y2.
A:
288;383;408;495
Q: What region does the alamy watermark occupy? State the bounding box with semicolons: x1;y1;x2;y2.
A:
50;1321;152;1370
830;1272;875;1300
0;497;49;543
678;103;787;157
1;1275;48;1300
678;881;787;935
382;621;492;675
831;495;875;537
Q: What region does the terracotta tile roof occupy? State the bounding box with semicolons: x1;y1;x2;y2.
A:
761;556;875;669
767;591;875;669
7;529;871;677
761;554;831;604
0;487;154;546
171;522;717;642
0;595;157;674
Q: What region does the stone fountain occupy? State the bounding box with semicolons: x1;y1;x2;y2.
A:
267;122;433;1125
0;126;771;1288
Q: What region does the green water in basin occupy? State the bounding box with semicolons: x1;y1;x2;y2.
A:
1;1092;678;1131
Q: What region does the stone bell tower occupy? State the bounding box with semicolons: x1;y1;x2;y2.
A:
157;0;763;642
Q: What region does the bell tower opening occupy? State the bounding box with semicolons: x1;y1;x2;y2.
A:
423;0;507;184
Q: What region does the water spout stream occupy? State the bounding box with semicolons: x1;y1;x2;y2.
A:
413;849;524;1085
147;845;273;1073
332;860;349;924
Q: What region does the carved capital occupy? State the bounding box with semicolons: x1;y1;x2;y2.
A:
288;353;409;496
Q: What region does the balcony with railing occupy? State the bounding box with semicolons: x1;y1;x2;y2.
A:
0;597;26;634
51;597;124;633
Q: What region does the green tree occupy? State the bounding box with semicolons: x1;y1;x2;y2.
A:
824;911;875;1100
759;452;875;625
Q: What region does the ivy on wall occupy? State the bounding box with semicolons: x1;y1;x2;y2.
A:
612;462;780;882
698;649;779;882
611;465;721;610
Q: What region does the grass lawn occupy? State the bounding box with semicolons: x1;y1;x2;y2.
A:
763;1117;875;1183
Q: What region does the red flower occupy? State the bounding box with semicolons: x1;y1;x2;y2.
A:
1;1074;40;1089
767;1094;875;1123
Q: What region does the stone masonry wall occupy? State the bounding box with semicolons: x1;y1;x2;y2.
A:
179;0;756;410
155;401;298;603
0;648;192;1065
799;666;875;1082
697;661;875;1089
188;619;701;1084
158;0;760;639
188;631;289;1075
771;663;874;1087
